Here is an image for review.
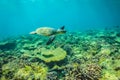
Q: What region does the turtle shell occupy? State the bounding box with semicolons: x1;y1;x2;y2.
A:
35;27;56;36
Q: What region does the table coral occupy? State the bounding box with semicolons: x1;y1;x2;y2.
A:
40;47;67;63
22;47;67;63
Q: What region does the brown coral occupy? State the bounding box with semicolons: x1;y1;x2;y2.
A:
64;63;102;80
82;64;102;80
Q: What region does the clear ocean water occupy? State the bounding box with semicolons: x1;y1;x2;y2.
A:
0;0;120;80
0;0;120;38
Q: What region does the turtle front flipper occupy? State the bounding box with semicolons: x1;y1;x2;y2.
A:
46;35;56;45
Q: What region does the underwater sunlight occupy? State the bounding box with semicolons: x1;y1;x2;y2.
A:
0;0;120;80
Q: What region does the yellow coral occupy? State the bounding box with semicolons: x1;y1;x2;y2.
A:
99;48;111;55
33;63;48;80
14;65;34;80
0;76;6;80
14;63;48;80
100;70;118;80
22;47;67;63
39;47;67;63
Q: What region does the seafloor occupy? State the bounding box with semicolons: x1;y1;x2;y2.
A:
0;26;120;80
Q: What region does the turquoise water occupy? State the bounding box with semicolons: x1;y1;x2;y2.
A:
0;0;120;38
0;0;120;80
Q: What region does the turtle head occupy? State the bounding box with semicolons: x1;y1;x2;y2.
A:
56;26;66;34
29;31;37;34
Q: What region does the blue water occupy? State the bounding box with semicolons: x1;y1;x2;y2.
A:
0;0;120;39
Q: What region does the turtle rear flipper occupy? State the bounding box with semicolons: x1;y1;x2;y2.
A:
46;35;56;45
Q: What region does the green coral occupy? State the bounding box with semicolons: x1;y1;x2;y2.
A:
115;37;120;43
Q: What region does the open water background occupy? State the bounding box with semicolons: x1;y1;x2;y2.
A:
0;0;120;39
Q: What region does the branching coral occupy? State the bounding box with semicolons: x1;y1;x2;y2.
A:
46;71;58;80
64;63;102;80
82;64;102;80
64;65;82;80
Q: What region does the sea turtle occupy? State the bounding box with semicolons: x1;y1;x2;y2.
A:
30;26;66;45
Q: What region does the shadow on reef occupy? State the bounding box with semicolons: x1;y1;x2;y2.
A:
0;26;120;80
0;41;16;50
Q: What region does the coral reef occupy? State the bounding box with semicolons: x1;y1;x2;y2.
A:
0;26;120;80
